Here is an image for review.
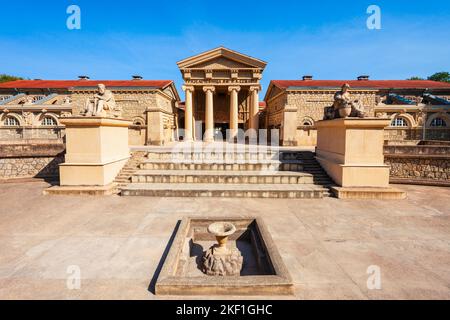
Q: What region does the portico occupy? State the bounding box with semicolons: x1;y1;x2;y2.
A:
177;47;266;142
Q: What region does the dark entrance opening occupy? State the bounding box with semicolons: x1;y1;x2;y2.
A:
214;123;229;140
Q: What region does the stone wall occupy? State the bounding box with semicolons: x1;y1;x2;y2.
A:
384;143;450;186
384;128;450;142
128;125;147;146
70;90;154;124
288;90;377;125
265;93;286;127
70;89;178;145
0;141;65;180
0;127;65;140
266;89;377;146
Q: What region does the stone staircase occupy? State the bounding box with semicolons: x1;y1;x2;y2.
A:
113;151;147;194
119;146;333;198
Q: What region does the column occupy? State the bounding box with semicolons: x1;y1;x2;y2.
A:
228;86;241;140
182;85;194;142
203;86;215;142
249;86;260;131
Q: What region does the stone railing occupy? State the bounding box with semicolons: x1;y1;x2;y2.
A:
0;126;66;141
0;140;65;180
384;142;450;186
384;127;450;142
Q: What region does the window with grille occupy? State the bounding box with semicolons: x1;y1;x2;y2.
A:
390;117;408;127
4;116;20;126
41;116;57;126
430;118;447;127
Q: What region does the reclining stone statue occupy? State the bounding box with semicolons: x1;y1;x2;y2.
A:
81;84;122;118
324;83;365;119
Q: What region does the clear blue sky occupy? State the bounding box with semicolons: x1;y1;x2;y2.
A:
1;0;449;96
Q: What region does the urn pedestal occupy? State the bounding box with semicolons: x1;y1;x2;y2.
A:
202;222;243;277
44;117;131;195
315;118;406;199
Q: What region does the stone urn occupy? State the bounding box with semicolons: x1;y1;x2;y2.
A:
202;222;243;276
338;106;352;118
208;222;236;253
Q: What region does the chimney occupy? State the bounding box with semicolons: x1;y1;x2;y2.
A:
78;75;90;80
132;75;143;80
302;75;313;81
357;75;369;81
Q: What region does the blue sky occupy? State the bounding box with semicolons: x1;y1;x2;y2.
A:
1;0;449;96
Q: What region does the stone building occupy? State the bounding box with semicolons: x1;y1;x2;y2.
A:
0;77;180;146
1;48;450;149
264;77;450;146
177;47;267;141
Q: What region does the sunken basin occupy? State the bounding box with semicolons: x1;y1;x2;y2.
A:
155;217;294;296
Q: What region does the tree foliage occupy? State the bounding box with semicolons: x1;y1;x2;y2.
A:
407;76;424;80
428;72;450;83
0;74;23;83
407;72;450;83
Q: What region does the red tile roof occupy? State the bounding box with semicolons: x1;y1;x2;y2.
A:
271;80;450;90
0;80;173;89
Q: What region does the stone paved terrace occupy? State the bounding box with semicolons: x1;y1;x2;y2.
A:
0;181;449;300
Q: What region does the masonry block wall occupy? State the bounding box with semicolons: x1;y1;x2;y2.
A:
70;89;178;145
0;141;65;180
384;144;450;186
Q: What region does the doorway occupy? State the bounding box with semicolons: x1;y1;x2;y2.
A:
214;123;229;140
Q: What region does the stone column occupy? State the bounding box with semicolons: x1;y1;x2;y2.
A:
228;86;241;139
203;86;215;143
182;85;194;142
249;86;260;131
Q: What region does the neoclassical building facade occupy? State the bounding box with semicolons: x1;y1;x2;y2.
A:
177;47;267;142
1;47;450;147
264;78;450;146
0;78;180;145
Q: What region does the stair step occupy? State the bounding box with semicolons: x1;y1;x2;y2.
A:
140;160;305;171
147;152;280;161
121;183;329;199
144;151;322;161
131;170;317;184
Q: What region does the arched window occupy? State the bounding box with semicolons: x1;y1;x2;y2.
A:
41;116;57;126
430;117;447;127
301;118;314;126
4;116;20;126
391;117;408;127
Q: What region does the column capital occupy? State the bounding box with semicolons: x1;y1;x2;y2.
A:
182;85;195;92
203;86;216;93
228;85;241;93
249;85;261;92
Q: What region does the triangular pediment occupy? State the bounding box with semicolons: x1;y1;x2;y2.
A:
189;56;253;69
177;47;267;70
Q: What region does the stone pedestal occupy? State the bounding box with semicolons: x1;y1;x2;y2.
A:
45;117;131;195
202;246;243;276
315;118;406;199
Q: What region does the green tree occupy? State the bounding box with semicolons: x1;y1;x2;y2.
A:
0;74;23;83
428;72;450;83
407;76;424;80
